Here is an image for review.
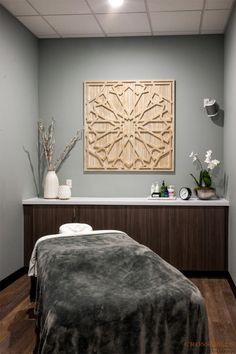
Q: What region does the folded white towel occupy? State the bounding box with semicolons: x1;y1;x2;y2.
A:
59;223;93;235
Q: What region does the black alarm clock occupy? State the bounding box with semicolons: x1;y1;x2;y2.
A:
179;187;192;200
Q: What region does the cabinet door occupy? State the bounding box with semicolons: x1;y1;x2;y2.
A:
203;206;227;271
169;206;206;270
32;205;76;237
126;206;170;257
164;206;227;271
24;205;76;265
77;205;127;232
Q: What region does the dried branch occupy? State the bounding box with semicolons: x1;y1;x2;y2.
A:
38;119;55;170
55;129;83;172
38;119;82;173
38;128;46;197
23;146;39;197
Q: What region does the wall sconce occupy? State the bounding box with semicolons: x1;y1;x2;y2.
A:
204;98;219;117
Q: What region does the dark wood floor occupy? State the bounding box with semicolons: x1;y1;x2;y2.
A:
0;275;236;354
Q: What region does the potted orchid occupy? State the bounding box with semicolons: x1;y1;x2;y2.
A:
189;150;220;199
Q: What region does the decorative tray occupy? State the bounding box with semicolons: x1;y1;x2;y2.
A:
147;196;177;200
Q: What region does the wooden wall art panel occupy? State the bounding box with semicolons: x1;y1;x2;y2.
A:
84;80;175;171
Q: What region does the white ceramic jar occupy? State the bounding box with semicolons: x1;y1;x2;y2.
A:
58;185;71;200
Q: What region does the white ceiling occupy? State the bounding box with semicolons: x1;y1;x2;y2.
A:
0;0;235;38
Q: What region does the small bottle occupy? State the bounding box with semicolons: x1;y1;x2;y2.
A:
151;182;160;197
160;180;165;197
164;186;169;198
168;185;175;199
151;183;155;196
155;182;159;193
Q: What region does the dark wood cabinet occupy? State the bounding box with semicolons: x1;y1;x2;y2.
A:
24;204;228;272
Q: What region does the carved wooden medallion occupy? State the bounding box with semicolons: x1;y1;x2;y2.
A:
84;80;175;171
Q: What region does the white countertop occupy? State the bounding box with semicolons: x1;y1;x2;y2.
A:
22;197;229;206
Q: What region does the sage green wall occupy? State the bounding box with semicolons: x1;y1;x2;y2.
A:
224;3;236;285
39;36;224;197
0;6;38;280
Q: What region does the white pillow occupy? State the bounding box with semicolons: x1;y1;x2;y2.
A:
59;223;93;235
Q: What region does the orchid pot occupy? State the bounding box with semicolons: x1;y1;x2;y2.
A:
195;187;216;200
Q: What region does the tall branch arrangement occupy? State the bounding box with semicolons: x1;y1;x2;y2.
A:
38;119;82;172
23;118;82;197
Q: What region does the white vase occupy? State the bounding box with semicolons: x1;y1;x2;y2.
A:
44;170;59;199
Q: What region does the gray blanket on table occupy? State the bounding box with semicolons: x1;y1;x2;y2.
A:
35;232;209;354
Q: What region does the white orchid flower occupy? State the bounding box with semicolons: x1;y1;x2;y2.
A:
208;162;215;170
189;151;198;162
207;159;220;170
207;160;220;170
205;150;212;164
213;159;220;166
206;150;212;158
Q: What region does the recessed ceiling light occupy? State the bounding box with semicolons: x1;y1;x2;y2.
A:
108;0;124;7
